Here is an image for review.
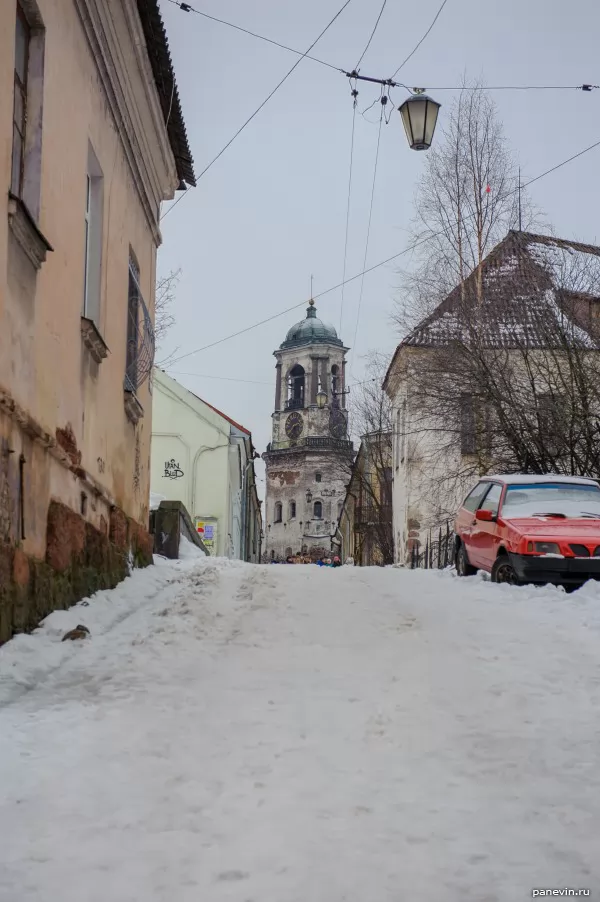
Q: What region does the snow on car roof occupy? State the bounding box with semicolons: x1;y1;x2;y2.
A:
482;474;600;486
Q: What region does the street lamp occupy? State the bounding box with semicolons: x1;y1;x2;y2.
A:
344;71;441;152
316;390;328;409
398;90;441;151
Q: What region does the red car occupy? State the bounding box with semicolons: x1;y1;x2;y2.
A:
454;474;600;586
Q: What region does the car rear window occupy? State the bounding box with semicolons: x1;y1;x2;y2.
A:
502;483;600;518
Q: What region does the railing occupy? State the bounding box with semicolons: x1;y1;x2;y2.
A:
410;520;455;570
266;437;354;453
285;397;304;410
305;437;353;451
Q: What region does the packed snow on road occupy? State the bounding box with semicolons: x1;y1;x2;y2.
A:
1;550;600;901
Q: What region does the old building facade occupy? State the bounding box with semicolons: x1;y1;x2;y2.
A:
263;300;354;561
151;370;262;562
0;0;194;640
384;231;600;564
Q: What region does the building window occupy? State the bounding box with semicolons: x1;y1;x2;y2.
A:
11;5;30;197
125;256;140;392
274;502;282;523
10;1;45;220
313;500;323;519
315;472;322;483
83;143;103;324
289;500;296;519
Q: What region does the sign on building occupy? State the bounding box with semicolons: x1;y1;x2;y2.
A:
195;517;218;555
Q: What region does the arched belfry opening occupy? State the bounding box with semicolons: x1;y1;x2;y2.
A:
286;364;305;410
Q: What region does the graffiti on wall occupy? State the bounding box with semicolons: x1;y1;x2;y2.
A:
164;459;184;479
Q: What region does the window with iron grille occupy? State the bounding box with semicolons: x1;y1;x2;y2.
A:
125;255;155;393
126;257;140;392
11;5;30;197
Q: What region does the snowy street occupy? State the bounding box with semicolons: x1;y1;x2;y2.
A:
1;556;600;901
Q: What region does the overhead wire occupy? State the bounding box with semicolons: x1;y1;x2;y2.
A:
350;98;385;372
167;136;600;367
338;86;358;334
354;0;388;70
391;0;450;78
165;0;343;72
161;0;354;220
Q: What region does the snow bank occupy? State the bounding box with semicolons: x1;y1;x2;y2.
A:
179;534;207;560
0;554;212;707
2;562;600;900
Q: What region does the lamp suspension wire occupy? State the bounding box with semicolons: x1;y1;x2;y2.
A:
350;95;386;374
339;83;358;334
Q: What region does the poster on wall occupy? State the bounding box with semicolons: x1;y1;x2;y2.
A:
195;518;217;555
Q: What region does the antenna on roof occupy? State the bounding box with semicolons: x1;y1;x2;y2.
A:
518;167;522;232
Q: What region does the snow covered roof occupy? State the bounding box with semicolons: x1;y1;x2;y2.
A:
482;474;600;486
401;231;600;352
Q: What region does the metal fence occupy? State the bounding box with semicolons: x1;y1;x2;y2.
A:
410;521;455;570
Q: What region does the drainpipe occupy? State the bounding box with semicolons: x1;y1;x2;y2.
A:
240;453;259;562
190;442;228;539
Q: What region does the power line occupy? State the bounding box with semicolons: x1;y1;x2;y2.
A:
166;367;376;390
165;0;342;72
161;0;354;219
355;0;388;70
391;0;450;78
427;84;599;91
168;371;272;385
167;137;600;366
339;94;358;334
351;100;385;368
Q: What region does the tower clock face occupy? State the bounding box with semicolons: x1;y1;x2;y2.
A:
285;412;304;440
329;409;346;439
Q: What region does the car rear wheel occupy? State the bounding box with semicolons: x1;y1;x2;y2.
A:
456;543;476;577
491;555;521;585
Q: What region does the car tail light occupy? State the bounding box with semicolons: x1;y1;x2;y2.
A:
569;544;591;557
527;541;534;553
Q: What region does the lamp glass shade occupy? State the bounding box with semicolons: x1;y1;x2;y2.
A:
399;94;441;151
316;390;328;409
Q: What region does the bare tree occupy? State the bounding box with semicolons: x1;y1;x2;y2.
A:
395;79;540;332
403;235;600;524
154;268;181;366
341;352;394;564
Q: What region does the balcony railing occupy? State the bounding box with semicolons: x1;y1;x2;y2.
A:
285;397;304;411
266;437;354;454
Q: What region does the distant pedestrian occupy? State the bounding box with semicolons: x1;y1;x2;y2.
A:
345;556;355;566
332;556;342;568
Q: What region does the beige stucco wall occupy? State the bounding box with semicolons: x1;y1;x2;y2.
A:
0;0;178;558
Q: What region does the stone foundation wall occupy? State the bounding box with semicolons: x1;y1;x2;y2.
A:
0;500;153;644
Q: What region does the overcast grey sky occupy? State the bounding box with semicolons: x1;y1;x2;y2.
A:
157;0;600;488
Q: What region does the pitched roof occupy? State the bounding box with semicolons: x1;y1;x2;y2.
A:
201;399;251;436
136;0;196;187
404;231;600;351
157;370;251;435
384;231;600;392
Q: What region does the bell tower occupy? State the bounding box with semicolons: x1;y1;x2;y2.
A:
263;300;354;561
